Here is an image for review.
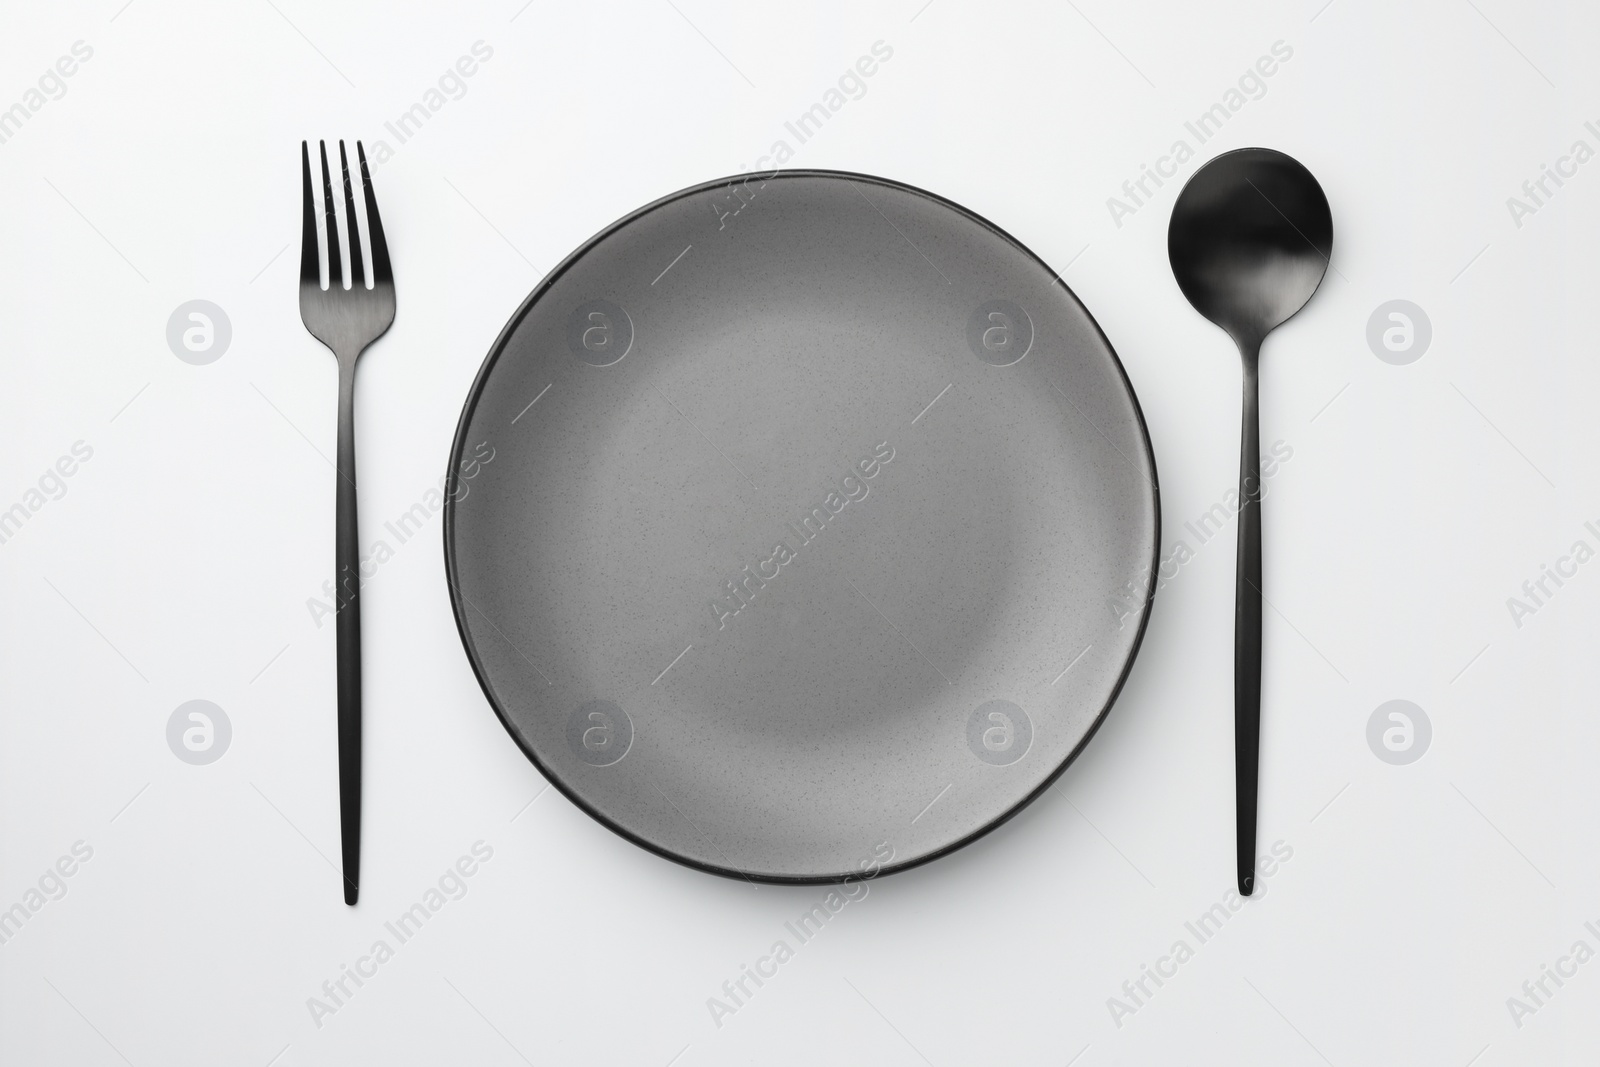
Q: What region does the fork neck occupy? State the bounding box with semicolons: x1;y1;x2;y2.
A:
335;355;358;481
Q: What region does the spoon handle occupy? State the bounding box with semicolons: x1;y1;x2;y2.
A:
1235;348;1263;896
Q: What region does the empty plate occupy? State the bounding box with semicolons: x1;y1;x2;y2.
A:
445;170;1158;882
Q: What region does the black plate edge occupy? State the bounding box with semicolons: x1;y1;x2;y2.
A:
441;167;1163;886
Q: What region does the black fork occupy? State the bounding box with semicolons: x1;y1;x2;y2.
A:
297;140;395;905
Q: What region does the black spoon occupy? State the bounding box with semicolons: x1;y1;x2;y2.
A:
1168;147;1332;896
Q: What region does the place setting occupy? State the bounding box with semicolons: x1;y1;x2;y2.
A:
17;5;1591;1060
296;135;1332;901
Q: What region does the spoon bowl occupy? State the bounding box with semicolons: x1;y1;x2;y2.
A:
1170;148;1332;348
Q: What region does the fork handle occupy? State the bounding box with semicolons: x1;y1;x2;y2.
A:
335;357;362;906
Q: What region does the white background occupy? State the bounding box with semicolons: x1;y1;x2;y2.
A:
2;0;1598;1063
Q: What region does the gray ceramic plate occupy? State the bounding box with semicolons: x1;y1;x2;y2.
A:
446;171;1158;883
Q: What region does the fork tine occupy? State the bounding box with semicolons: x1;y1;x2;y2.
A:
356;142;392;286
319;140;342;290
300;142;319;288
339;141;365;290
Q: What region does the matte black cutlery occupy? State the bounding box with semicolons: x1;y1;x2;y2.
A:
1168;148;1331;896
297;140;395;905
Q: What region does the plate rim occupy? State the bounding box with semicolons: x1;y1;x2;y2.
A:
442;168;1162;885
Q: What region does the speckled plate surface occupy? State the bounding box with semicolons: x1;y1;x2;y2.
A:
445;171;1159;883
